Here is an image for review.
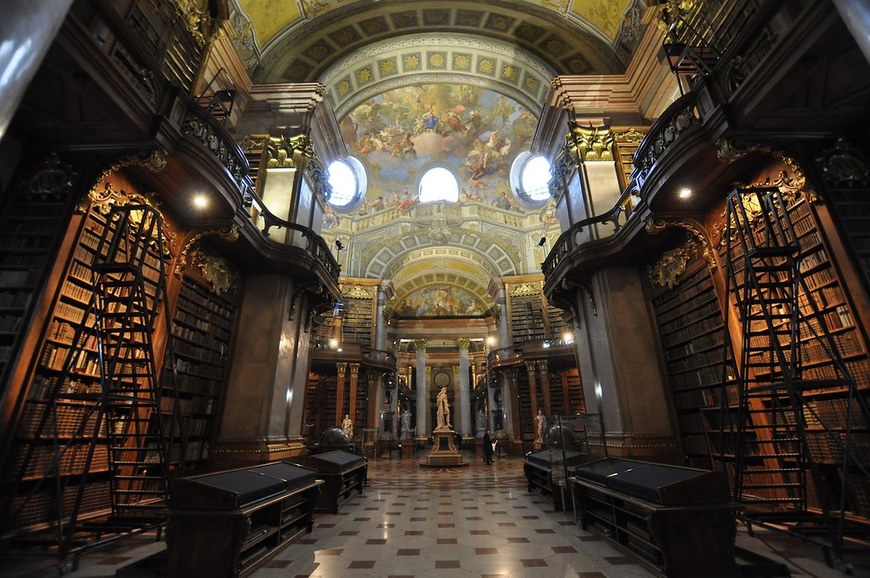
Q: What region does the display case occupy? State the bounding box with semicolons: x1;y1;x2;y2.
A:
296;450;367;513
569;458;737;577
523;413;605;511
167;461;322;577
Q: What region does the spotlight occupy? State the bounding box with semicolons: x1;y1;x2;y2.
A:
193;194;208;208
538;237;546;247
335;239;344;250
678;187;693;199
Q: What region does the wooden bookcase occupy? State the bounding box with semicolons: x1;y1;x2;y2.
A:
650;260;738;470
509;294;546;346
0;184;72;387
341;297;373;351
159;274;236;474
719;193;870;515
6;205;165;529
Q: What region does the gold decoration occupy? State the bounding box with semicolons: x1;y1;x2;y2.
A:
568;126;614;162
403;54;420;70
453;54;470;70
337;80;351;95
379;58;397;75
511;283;540;297
266;135;315;168
716;138;816;202
645;217;716;271
83;149;168;212
190;248;239;295
175;224;240;277
456;338;471;350
478;58;494;74
614;127;646;144
173;0;213;46
502;65;517;81
341;284;373;299
648;238;701;289
413;339;427;351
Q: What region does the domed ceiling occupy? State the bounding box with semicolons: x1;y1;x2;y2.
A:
226;0;650;316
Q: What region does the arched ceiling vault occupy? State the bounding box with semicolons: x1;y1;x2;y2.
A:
232;0;643;84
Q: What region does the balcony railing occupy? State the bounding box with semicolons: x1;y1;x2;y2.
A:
180;97;340;285
630;92;699;191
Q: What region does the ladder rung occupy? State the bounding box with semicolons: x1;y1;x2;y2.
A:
740;497;804;503
742;468;802;474
114;489;166;495
742;483;803;489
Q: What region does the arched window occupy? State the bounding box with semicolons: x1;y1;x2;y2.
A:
418;166;459;203
510;151;552;207
327;157;367;209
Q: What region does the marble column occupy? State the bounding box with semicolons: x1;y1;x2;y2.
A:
415;340;427;437
457;338;471;436
488;371;499;432
0;1;74;140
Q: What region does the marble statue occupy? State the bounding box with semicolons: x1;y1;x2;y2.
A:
342;413;353;439
535;409;546;442
401;407;412;439
476;408;485;436
436;385;450;429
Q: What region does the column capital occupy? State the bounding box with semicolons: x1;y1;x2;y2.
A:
413;339;427;351
537;359;549;371
337;362;348;376
567;125;614;163
525;361;537;373
456;338;471;351
349;362;360;375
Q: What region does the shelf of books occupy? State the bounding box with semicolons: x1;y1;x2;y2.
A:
6;205;165;530
0;184;73;387
650;260;738;470
342;297;373;352
509;295;546;346
720;192;870;516
159;274;236;476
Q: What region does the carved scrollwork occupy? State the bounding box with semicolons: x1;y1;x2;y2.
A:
816;138;869;188
20;153;77;201
645;217;716;271
510;283;540;297
175;224;240;278
341;284;374;299
648;238;701;289
189;248;239;296
266;135;315;168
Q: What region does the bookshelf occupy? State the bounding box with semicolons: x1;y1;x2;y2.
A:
826;182;870;290
160;274;236;475
341;297;373;351
650;260;738;470
720;190;870;517
0;175;73;387
6;204;166;531
509;294;546;346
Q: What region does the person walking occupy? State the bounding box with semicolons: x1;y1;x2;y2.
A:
482;431;494;464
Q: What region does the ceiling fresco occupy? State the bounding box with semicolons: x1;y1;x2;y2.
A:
394;284;487;317
328;83;538;224
225;0;649;315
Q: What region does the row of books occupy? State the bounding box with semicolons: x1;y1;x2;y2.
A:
0;269;41;288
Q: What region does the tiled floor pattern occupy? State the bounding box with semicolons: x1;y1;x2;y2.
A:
250;456;654;578
4;455;864;577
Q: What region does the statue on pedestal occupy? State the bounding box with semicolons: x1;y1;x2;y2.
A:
435;385;450;430
342;414;353;439
535;409;546;442
475;408;485;437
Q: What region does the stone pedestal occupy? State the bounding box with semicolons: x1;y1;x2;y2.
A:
421;427;467;467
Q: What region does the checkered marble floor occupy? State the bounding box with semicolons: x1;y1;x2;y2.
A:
5;454;859;577
251;455;654;578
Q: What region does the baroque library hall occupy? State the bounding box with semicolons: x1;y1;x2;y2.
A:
1;1;870;576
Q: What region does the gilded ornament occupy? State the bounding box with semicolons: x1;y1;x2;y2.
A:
568;126;614;162
20;153;77;201
511;283;540;297
190;248;238;295
648;239;701;289
644;217;716;271
379;59;397;75
266;135;315;168
175;224;240;277
341;284;374;299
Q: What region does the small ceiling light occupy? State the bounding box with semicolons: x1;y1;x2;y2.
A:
486;336;497;347
193;194;208;208
562;331;574;344
542;341;551;349
678;187;693;199
329;338;339;349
